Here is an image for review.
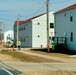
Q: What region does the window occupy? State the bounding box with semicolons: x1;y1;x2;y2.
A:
49;37;51;39
26;36;28;38
38;23;40;25
49;37;54;41
70;16;73;22
24;27;25;30
50;23;54;28
24;39;26;42
70;32;73;42
22;39;23;42
70;12;73;22
22;28;23;30
64;13;66;17
38;35;40;37
52;37;55;41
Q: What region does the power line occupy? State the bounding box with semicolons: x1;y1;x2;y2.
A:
19;3;45;18
20;0;72;18
33;6;46;15
16;0;73;21
29;4;45;17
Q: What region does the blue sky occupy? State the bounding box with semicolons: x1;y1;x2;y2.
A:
0;0;75;32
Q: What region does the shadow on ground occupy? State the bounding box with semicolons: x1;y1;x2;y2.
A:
31;46;76;55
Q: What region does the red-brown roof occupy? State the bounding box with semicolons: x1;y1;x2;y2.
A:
15;13;45;25
54;3;76;14
15;21;25;25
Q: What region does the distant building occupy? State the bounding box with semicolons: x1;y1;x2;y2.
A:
14;12;54;48
54;4;76;53
4;30;14;42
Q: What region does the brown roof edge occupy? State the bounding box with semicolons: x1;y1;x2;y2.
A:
54;3;76;14
14;13;46;25
21;13;46;24
14;21;25;25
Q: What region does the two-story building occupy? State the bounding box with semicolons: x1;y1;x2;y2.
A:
4;30;14;43
14;12;54;48
54;4;76;53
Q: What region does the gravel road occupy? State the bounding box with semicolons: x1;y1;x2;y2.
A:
3;61;76;75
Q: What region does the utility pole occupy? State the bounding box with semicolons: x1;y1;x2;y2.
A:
0;22;3;43
46;0;50;52
16;15;19;48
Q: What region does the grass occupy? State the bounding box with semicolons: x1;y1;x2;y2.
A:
0;50;60;62
30;49;70;58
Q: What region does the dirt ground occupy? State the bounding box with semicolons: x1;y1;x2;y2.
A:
0;53;15;61
0;49;76;75
24;71;76;75
0;50;60;62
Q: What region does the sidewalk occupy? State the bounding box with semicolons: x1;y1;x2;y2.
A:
18;49;76;63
